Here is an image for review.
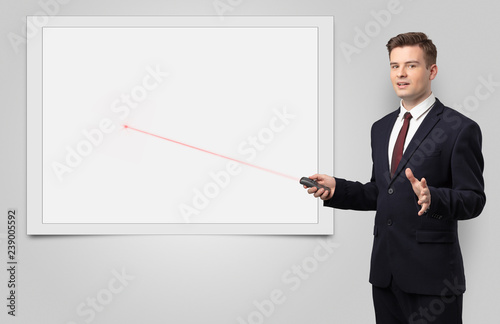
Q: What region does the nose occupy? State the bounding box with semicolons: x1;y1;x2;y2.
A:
397;66;407;78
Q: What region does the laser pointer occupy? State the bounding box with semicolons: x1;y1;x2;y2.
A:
299;177;331;192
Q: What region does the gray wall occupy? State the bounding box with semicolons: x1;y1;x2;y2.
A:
1;0;499;323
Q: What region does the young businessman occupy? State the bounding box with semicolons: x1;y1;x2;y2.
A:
306;32;485;323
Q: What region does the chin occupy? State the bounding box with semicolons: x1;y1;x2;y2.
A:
394;90;410;99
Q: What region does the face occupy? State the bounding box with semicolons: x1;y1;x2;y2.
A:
389;45;438;109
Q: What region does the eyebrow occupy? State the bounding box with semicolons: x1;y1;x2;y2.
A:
390;60;421;65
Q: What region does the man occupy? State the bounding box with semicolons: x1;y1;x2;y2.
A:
306;32;485;323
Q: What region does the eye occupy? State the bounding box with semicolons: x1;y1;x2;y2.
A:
391;65;399;69
408;64;416;69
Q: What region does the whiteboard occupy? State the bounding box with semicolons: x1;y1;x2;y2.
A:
27;16;334;234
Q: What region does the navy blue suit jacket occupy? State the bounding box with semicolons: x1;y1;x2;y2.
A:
325;98;485;295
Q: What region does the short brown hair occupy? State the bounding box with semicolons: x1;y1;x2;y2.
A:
386;32;437;68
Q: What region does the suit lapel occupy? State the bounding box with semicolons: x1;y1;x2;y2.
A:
390;99;444;182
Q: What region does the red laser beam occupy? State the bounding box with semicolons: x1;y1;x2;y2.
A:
123;125;299;181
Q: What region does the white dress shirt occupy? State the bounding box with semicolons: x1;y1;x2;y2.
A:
388;93;436;172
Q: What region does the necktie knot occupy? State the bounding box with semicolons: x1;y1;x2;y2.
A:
404;112;412;122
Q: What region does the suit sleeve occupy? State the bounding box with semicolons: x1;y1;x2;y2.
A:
323;166;378;211
323;121;381;211
426;121;486;220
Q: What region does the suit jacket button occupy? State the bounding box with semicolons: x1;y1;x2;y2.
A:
387;219;393;226
388;188;394;194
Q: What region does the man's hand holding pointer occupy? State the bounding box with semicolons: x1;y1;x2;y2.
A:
304;174;336;200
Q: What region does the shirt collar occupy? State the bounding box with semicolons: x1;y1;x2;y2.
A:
399;93;436;120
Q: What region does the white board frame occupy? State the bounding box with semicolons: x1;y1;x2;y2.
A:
27;16;334;235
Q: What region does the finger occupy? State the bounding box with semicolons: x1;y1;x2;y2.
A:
421;177;428;189
418;202;429;216
321;190;332;201
307;187;318;195
314;188;325;198
418;188;430;202
418;192;429;205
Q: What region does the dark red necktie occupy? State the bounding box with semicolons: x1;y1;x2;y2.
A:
391;112;412;177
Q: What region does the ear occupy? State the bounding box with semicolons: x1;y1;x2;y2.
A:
429;64;438;80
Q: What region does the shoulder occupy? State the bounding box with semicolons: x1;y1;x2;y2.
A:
371;107;399;133
435;99;482;133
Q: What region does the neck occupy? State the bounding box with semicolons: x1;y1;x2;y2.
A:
401;91;432;111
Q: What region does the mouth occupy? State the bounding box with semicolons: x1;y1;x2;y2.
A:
397;82;410;89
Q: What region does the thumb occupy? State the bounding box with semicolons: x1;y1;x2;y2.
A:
309;174;320;180
405;168;416;183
